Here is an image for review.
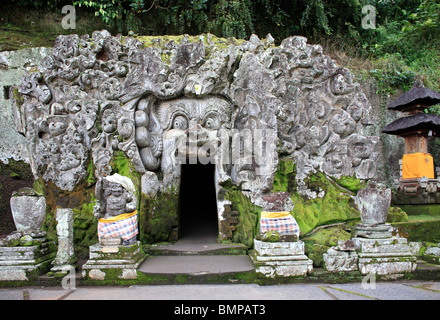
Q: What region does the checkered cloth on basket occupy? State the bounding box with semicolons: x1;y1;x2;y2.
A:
98;213;138;241
260;212;300;237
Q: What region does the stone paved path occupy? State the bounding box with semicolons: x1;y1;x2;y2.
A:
1;281;439;300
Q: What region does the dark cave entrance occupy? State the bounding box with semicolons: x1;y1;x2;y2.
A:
179;163;218;240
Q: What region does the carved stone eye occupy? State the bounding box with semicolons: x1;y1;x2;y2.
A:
203;114;220;130
172;115;188;130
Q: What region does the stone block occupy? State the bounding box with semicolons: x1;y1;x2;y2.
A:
0;241;55;281
354;223;392;239
254;262;313;278
253;239;305;256
353;236;417;275
352;237;411;254
323;248;359;272
251;239;313;277
82;241;147;280
336;240;356;251
358;255;417;275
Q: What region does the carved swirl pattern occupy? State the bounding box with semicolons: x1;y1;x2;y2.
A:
14;31;379;195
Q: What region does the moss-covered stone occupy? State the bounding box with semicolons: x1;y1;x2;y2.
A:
219;180;261;248
306;244;329;268
302;225;352;267
110;150;141;198
281;171;360;235
271;159;296;194
130;33;246;64
333;176;367;193
139;186;179;244
271;159;363;236
259;230;280;242
72;194;98;259
302;226;352;248
387;206;409;223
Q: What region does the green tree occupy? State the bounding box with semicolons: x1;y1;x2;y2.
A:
210;0;254;38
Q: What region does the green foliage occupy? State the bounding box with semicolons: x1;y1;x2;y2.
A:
363;0;440;111
159;0;210;35
73;0;142;33
210;0;254;39
11;0;67;9
368;57;416;94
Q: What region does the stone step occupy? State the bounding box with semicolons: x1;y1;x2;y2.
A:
138;255;254;275
145;236;248;256
147;243;248;256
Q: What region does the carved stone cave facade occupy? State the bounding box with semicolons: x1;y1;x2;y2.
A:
13;31;381;244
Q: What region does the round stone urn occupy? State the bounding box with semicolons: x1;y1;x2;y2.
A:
10;188;46;232
356;182;391;225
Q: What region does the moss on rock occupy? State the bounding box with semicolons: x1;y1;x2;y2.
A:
333;176;367;193
219;180;261;248
110;150;141;197
72;193;98;259
302;225;352;268
272;159;361;236
387;206;409;223
139;185;179;244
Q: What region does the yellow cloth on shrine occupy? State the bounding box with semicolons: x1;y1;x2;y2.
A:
98;210;137;224
402;153;434;179
261;211;291;218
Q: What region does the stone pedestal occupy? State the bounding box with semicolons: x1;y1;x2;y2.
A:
354;223;393;239
82;241;147;280
0;232;55;281
353;237;417;275
323;240;359;272
324;236;417;275
250;239;313;277
324;183;417;276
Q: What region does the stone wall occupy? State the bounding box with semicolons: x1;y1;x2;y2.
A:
0;47;52;163
0;48;52;235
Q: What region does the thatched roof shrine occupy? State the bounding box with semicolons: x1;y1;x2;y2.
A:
382;112;440;136
387;87;440;112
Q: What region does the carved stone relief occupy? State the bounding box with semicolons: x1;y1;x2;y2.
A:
14;30;380;215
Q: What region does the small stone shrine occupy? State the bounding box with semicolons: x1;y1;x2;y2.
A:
324;182;417;276
382;85;440;205
0;188;54;281
250;192;313;277
82;173;146;280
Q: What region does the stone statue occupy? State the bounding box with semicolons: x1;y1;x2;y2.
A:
94;173;138;245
